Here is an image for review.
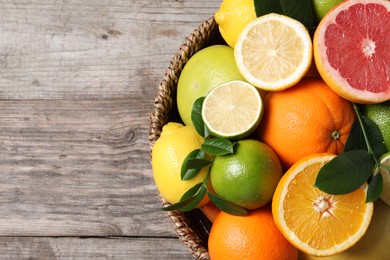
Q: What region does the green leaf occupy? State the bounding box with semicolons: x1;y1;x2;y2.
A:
201;138;234;155
344;119;366;152
191;97;206;137
280;0;314;31
315;150;374;195
162;183;206;212
208;192;248;216
181;149;205;180
186;158;212;169
254;0;283;17
254;0;314;32
366;173;383;203
361;116;387;158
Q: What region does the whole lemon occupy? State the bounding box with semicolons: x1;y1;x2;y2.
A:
152;122;209;205
210;139;282;210
177;45;246;126
214;0;257;47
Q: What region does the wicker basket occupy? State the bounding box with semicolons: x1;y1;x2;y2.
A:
148;16;225;259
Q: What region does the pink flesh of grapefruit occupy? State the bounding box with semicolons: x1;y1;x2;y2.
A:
314;0;390;104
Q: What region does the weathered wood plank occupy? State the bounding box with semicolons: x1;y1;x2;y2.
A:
0;99;176;237
0;237;193;259
0;0;219;100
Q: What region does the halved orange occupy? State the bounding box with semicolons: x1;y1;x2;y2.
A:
272;153;374;257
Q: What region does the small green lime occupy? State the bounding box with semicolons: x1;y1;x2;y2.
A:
312;0;343;21
361;101;390;152
210;139;282;210
177;45;246;126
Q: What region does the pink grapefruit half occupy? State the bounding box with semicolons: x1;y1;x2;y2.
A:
314;0;390;104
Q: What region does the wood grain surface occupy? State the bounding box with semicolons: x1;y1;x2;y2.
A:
0;0;220;258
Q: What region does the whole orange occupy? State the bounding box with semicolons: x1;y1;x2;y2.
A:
208;207;298;260
257;78;355;169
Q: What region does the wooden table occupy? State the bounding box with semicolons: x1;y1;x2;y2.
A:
0;0;219;258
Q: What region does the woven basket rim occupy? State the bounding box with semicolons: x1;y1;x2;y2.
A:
148;16;222;260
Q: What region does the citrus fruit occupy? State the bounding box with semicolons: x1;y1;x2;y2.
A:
299;199;390;260
234;13;312;91
272;153;374;257
200;201;221;223
177;45;246;126
208;207;298;260
374;151;390;206
257;78;356;169
214;0;257;48
151;122;209;206
312;0;343;21
210;139;282;210
201;80;263;140
313;0;390;104
361;101;390;152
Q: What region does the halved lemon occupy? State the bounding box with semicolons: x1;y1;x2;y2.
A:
272;153;374;257
374;151;390;206
234;13;312;91
201;80;263;140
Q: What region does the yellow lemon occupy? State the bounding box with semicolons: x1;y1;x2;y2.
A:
151;122;209;206
214;0;257;47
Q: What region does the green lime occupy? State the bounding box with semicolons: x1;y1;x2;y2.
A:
177;45;246;126
202;80;263;140
361;101;390;152
210;139;283;210
312;0;343;21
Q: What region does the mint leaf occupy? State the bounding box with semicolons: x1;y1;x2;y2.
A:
191;97;206;137
201;138;235;155
254;0;283;16
181;149;205;180
208;192;248;216
366;173;383;203
315;150;374;194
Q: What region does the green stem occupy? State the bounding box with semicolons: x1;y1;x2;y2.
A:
353;103;380;166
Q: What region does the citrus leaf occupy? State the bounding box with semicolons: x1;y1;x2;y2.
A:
201;137;234;155
208;192;248;216
366;173;383;203
344;119;366;152
186;158;212;169
254;0;283;17
191;97;206;137
280;0;314;31
162;183;205;212
315;150;374;195
181;149;205;180
179;184;208;212
360;116;387;158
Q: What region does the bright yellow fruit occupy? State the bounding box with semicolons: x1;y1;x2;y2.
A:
151;122;209;205
234;13;312;91
214;0;257;47
272;153;374;257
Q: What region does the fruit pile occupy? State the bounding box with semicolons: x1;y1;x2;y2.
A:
151;0;390;259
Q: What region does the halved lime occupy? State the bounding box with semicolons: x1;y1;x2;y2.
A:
375;151;390;206
201;80;263;140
